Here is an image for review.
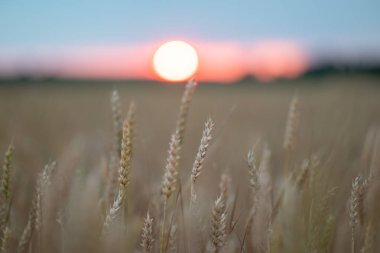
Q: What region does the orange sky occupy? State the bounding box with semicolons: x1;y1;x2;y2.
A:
0;40;309;82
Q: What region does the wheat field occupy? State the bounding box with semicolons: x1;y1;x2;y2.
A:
0;75;380;253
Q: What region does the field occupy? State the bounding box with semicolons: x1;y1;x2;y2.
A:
0;74;380;253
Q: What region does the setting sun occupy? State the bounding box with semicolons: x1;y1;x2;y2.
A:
153;41;198;82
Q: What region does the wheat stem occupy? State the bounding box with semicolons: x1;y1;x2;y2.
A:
160;201;168;253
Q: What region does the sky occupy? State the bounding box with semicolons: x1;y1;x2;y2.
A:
1;0;380;81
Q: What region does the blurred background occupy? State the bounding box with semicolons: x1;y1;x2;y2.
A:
1;0;380;83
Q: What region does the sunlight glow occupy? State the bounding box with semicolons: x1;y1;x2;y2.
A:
153;41;198;82
248;41;308;81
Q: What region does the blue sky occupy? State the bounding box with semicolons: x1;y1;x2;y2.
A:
1;0;380;49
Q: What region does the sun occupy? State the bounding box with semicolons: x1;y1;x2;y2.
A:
153;41;198;82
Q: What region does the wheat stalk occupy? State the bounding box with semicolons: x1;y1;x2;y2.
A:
208;195;227;253
361;222;374;253
283;94;299;176
218;174;231;214
17;179;40;253
259;143;272;191
1;145;14;204
36;161;56;231
40;162;56;191
103;119;132;232
17;218;34;253
119;119;133;190
349;176;365;253
111;90;123;156
321;215;335;252
243;148;262;252
209;177;230;253
175;79;197;144
0;145;14;247
160;132;181;253
107;90;133;206
0;226;9;253
103;192;125;233
190;118;214;208
126;100;136;142
161;132;181;201
283;94;299;152
167;224;177;253
140;211;154;253
188;118;214;252
296;159;310;187
247;148;260;204
107;90;123;206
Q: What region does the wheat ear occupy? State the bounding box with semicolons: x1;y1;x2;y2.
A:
259;143;272;191
160;132;181;253
0;226;9;253
17;179;40;253
107;90;124;205
126;100;136;142
111;90;123;156
161;132;181;201
176;79;197;144
190;118;214;208
243;148;261;252
119;119;133;190
296;159;310;187
1;145;14;204
36;161;56;231
189;119;214;252
0;145;14;245
247;149;260;205
141;211;154;253
283;94;299;176
103;119;132;232
218;174;231;214
208;195;227;253
349;176;364;253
